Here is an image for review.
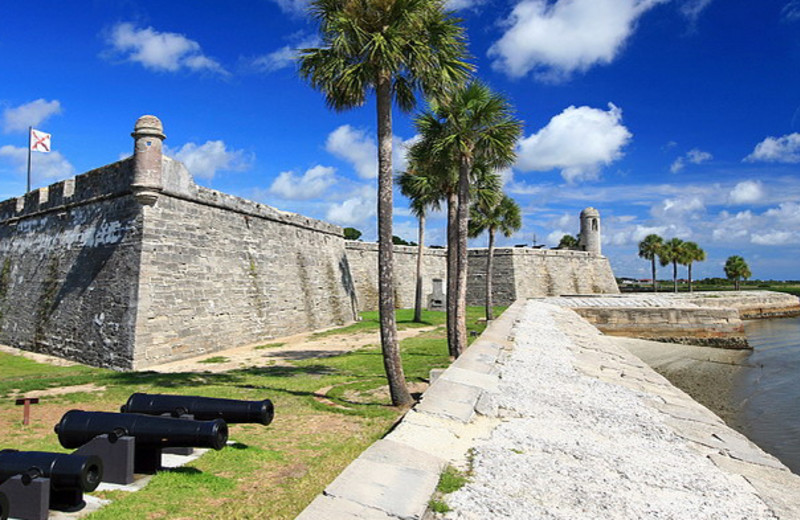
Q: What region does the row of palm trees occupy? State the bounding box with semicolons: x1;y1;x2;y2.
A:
299;0;521;406
637;234;707;292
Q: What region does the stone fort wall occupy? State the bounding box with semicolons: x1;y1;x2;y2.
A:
0;116;617;369
0;153;358;369
347;244;619;311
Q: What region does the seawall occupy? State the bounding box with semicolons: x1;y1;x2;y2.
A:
299;300;800;519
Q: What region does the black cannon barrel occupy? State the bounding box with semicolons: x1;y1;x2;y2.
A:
0;450;102;492
54;410;228;450
121;393;274;425
0;490;8;520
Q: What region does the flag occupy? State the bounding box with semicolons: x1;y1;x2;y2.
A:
30;128;51;153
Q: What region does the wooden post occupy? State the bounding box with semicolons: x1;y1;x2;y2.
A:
15;397;40;425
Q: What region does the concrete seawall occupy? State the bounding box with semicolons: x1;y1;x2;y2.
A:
298;299;800;519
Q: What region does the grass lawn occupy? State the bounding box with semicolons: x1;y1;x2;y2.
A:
0;306;504;520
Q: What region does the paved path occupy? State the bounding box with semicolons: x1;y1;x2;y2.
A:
297;300;800;519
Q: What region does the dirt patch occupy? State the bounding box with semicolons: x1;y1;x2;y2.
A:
10;383;106;399
151;326;437;374
0;345;78;366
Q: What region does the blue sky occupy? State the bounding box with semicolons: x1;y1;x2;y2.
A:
2;0;800;280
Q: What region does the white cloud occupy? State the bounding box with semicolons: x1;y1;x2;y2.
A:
2;99;62;134
249;36;318;73
489;0;666;80
326;186;377;227
270;0;310;16
669;157;685;174
783;0;800;22
106;23;227;75
516;103;632;182
269;165;337;200
711;210;752;241
445;0;483;9
325;125;416;179
0;145;74;181
168;140;252;180
686;148;712;164
751;231;794;246
326;125;377;179
671;148;712;173
680;0;713;23
729;180;765;205
764;202;800;226
651;195;705;219
745;133;800;163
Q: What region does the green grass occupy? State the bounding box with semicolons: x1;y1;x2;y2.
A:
428;465;470;514
198;356;230;364
0;306;503;520
254;342;286;350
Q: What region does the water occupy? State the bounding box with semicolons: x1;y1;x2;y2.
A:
733;316;800;474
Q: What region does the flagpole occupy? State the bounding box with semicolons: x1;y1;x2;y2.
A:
26;126;32;194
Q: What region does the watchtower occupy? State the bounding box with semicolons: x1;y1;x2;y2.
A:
578;207;601;255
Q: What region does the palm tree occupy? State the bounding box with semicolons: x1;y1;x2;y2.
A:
558;234;579;250
659;237;685;293
724;255;751;290
681;241;706;293
414;81;522;357
638;234;663;292
397;169;443;323
469;194;521;321
299;0;471;406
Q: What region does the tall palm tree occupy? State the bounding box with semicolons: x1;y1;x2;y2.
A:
397;168;443;323
299;0;471;406
468;193;521;321
414;81;522;357
659;238;685;293
638;234;663;292
681;241;706;293
725;255;751;290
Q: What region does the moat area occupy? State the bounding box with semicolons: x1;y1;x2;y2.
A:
733;316;800;474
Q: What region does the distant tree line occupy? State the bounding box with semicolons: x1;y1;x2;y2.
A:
637;234;751;292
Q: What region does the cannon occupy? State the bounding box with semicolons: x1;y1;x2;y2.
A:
0;490;7;520
55;410;228;474
0;450;102;512
121;393;274;425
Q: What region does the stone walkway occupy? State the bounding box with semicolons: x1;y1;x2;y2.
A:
297;300;800;519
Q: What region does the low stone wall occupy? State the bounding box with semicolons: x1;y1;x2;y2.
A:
572;306;748;349
681;291;800;319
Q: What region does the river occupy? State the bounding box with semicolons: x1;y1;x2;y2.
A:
731;316;800;474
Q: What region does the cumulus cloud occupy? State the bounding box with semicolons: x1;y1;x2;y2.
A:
751;231;794;246
269;165;337;200
325;125;415;179
2;99;62;134
745;133;800;163
105;23;227;74
489;0;666;80
764;202;800;226
516;103;632;182
0;145;74;181
670;148;712;173
729;180;765;205
168;140;252;180
326;186;377;226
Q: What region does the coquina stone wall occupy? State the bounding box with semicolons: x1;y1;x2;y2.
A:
0;161;143;369
347;245;619;312
133;159;357;368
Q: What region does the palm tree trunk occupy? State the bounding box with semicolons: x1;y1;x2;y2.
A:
651;258;657;293
376;75;412;407
454;156;472;357
673;261;678;293
688;263;693;293
486;228;495;321
446;191;458;358
413;213;425;323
